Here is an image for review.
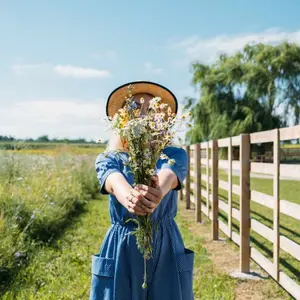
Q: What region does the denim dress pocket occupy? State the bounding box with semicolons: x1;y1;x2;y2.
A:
177;248;194;300
90;254;115;300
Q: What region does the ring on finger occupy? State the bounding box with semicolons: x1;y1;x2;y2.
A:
130;195;134;204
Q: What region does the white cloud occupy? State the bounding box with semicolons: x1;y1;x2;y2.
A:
11;64;45;75
0;99;109;141
144;62;163;75
171;28;300;64
11;63;111;79
53;65;111;79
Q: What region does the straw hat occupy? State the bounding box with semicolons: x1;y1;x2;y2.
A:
106;80;178;118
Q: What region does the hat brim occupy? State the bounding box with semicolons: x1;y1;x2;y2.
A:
106;81;178;118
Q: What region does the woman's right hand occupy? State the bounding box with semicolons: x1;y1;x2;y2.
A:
125;188;155;216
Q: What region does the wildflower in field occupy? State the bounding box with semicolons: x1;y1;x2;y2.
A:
15;251;21;258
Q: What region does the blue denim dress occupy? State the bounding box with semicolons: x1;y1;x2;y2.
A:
89;146;194;300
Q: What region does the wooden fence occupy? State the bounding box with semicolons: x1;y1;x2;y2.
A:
180;125;300;300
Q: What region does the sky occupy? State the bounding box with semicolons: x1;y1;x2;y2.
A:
1;0;300;141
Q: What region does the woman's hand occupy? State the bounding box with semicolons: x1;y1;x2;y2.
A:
125;188;153;216
133;181;163;214
125;176;162;215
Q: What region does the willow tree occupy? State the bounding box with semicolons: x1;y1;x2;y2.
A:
186;42;300;144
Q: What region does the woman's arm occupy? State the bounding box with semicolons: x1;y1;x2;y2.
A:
104;172;131;204
156;168;178;197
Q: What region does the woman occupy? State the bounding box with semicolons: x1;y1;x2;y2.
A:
90;81;194;300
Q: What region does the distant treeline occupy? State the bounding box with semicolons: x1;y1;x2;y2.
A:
0;135;107;144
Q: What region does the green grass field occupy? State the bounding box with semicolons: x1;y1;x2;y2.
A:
0;148;100;296
0;141;105;154
1;144;298;298
281;144;300;149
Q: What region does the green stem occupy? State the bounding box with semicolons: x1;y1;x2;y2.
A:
142;257;147;289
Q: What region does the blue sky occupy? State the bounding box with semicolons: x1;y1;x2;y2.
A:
1;0;300;141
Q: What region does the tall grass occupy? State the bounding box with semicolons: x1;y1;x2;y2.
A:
0;152;99;290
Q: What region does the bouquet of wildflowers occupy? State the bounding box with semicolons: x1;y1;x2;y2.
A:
105;86;190;289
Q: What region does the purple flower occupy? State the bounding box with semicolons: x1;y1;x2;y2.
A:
15;251;21;258
128;102;137;111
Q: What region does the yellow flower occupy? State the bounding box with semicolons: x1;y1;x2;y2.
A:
120;116;129;128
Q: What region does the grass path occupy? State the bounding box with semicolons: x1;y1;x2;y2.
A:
4;195;283;299
2;197;109;299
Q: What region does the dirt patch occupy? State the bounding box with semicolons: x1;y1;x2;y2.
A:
177;200;291;300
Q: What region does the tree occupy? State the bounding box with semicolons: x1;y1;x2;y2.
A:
0;135;15;141
37;135;49;142
186;42;300;144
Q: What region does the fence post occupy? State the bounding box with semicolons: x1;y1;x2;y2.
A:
211;140;219;240
185;145;191;209
195;143;202;223
179;187;183;201
228;137;232;239
206;142;210;217
240;134;250;273
273;129;280;281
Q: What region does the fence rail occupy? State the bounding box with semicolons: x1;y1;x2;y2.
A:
180;125;300;300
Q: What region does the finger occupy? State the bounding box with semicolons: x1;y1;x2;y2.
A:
132;191;156;209
136;212;148;216
136;184;161;198
151;175;158;188
137;189;157;203
134;209;147;216
128;199;144;211
131;188;145;200
140;201;155;214
130;195;146;211
130;196;154;213
128;202;148;215
130;189;154;208
128;207;147;216
135;199;154;213
128;189;144;207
